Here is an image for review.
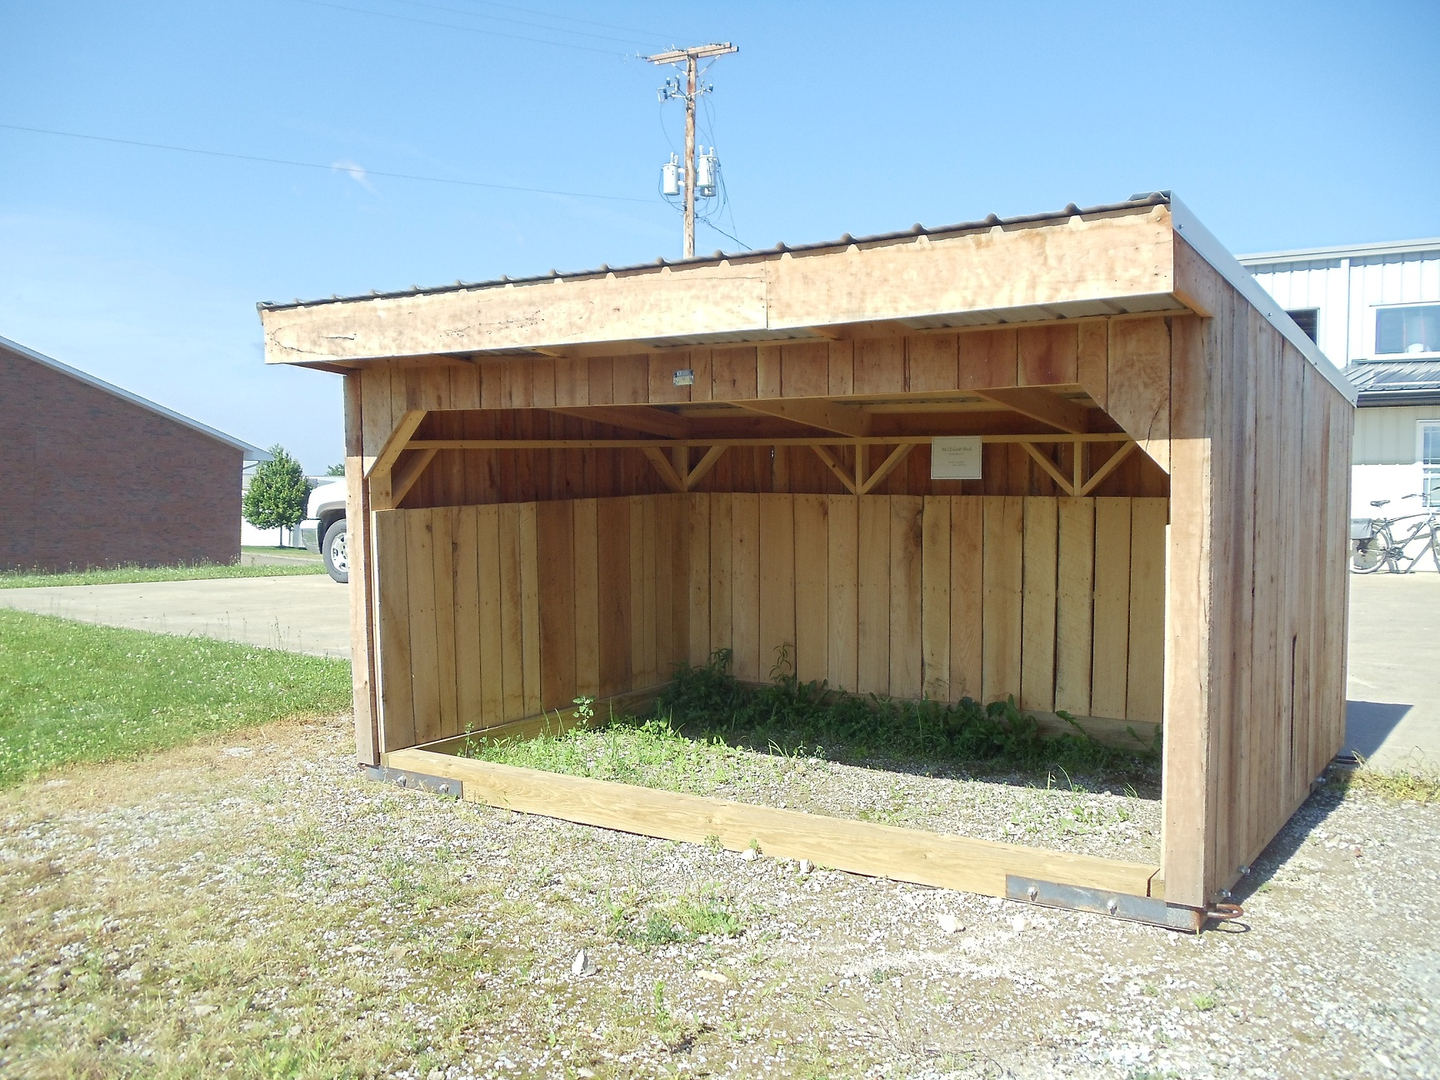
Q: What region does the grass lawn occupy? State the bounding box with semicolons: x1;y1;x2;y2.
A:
0;609;353;789
0;559;326;589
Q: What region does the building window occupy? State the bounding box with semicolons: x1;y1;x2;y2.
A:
1423;422;1440;508
1286;308;1319;343
1377;304;1440;355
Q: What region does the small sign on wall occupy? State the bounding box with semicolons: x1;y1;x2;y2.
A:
930;437;983;480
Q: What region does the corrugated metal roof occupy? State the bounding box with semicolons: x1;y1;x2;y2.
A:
0;334;271;460
257;191;1175;312
1345;360;1440;406
1238;236;1440;267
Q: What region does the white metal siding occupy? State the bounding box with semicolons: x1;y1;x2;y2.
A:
1247;246;1440;365
1353;406;1440;465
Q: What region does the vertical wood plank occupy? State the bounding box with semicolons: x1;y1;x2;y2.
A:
595;497;632;697
856;496;892;695
712;346;758;400
1126;499;1167;723
958;328;1018;389
572;499;601;698
730;493;762;681
781;342;830;397
405;509;442;740
1018;324;1079;386
921;496;951;700
854;337;905;395
889;495;924;699
343;373;378;762
496;503;527;721
475;504;504;727
1090;498;1133;719
827;341;854;396
688;494;712;666
827;495;859;691
554;356;589;406
374;510;415;750
758;495;797;678
1020;496;1058;713
430;505;459;739
641;496;659;683
537;500;577;712
1053;498;1095;716
1108;317;1172;473
756;344;782;399
907;334;958;393
950;498;984;700
1077;320;1109;409
981;496;1024;704
709;493;734;664
612;355;649;404
793;494;829;685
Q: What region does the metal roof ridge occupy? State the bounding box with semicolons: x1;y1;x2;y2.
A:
256;192;1174;313
0;334;271;460
1238;236;1440;266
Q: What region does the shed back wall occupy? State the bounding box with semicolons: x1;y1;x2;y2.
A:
372;492;1166;752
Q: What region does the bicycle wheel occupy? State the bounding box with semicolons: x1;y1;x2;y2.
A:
1430;527;1440;572
1351;531;1391;573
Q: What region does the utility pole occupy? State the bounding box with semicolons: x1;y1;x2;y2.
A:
648;42;737;258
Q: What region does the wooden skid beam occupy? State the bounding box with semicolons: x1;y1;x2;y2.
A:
385;747;1159;899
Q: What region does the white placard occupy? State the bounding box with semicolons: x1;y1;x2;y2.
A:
930;436;982;480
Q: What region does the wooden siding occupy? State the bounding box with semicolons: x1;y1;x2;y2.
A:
372;493;1166;750
1160;262;1353;909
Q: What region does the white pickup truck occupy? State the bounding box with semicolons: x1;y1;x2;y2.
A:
299;479;348;583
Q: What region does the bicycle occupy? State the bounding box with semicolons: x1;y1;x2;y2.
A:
1350;495;1440;574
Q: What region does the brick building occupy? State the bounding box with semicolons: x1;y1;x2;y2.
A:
0;335;267;572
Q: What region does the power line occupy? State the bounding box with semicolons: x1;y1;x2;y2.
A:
0;122;653;204
451;0;694;44
381;0;665;49
290;0;631;56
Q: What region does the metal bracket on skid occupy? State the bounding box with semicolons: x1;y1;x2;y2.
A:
363;765;463;799
1006;875;1205;933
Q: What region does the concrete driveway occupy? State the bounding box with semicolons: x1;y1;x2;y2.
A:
1346;572;1440;773
0;575;351;659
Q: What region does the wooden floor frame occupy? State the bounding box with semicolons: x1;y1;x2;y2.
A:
378;691;1206;933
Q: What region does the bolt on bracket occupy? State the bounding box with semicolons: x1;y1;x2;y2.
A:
362;765;462;799
1006;875;1206;933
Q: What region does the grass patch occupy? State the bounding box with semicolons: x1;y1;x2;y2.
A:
0;609;352;788
0;559;325;589
1331;763;1440;804
607;888;745;946
464;650;1159;809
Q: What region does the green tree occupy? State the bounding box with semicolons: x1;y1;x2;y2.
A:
325;462;347;477
243;445;311;546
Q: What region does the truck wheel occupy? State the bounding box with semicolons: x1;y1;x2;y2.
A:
322;518;349;584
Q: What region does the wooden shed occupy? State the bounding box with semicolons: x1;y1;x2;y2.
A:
258;193;1355;929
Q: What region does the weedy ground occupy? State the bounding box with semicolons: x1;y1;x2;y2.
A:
2;717;1436;1080
466;650;1163;863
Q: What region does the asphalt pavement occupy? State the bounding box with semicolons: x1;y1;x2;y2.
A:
0;569;1436;772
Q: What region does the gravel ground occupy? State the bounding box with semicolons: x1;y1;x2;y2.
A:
2;717;1437;1080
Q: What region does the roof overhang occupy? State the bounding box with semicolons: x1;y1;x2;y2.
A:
257;193;1356;405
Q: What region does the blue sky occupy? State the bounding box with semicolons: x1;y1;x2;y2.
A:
3;0;1438;472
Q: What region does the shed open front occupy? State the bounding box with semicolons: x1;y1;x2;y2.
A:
260;194;1355;928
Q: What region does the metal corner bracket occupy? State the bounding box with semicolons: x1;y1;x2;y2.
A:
363;765;463;799
1006;875;1205;933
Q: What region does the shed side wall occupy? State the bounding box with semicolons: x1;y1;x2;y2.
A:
1160;260;1352;907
